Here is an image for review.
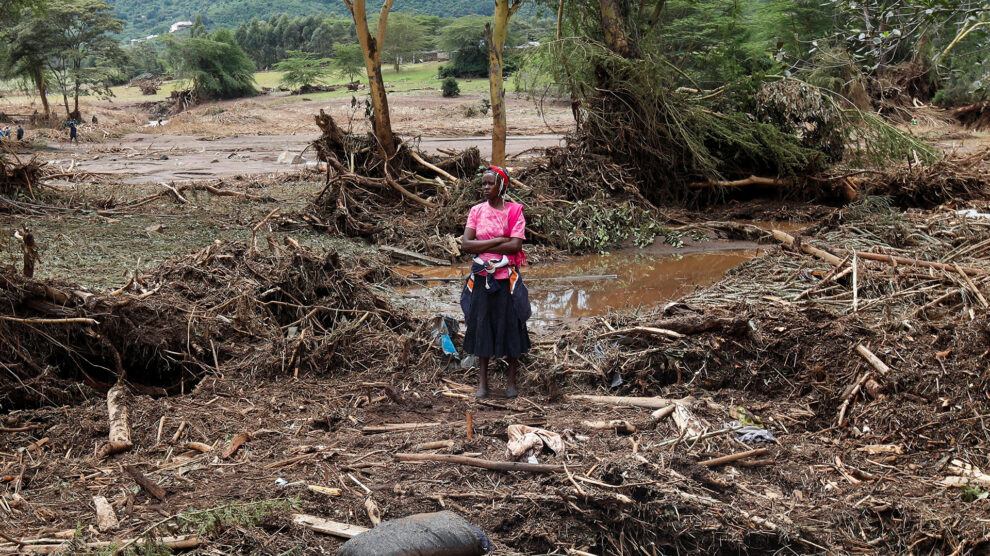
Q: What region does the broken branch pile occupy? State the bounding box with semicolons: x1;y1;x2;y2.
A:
0;239;425;410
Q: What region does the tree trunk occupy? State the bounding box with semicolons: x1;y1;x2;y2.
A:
394;55;400;73
344;0;397;160
33;69;50;116
598;0;638;58
488;0;520;167
62;92;70;118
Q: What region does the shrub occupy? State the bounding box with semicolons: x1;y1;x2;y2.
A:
441;77;460;97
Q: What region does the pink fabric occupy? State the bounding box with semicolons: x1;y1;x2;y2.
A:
466;201;526;279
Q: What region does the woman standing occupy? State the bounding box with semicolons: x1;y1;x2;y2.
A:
461;166;531;398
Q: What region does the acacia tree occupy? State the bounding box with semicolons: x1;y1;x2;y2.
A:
4;19;52;115
487;0;523;166
341;0;397;159
378;13;429;72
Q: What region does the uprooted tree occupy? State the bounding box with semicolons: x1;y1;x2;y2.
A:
519;0;939;204
342;0;398;160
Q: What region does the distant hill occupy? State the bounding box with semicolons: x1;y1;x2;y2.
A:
109;0;494;40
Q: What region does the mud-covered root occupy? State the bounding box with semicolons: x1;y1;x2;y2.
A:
953;101;990;130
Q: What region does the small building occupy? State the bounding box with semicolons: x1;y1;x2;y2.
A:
170;21;193;33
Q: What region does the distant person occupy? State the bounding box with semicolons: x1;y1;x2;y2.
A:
92;115;98;124
16;125;23;141
68;121;78;144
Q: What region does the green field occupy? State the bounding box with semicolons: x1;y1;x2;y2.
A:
0;62;498;109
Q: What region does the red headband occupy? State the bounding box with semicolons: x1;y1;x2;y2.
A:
488;165;509;188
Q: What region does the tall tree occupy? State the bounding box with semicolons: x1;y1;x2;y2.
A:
377;13;429;72
6;0;124;119
334;43;365;83
4;21;52;115
488;0;522;166
342;0;397;159
165;29;258;101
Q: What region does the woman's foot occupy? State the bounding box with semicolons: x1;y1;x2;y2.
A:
505;385;518;398
475;387;488;398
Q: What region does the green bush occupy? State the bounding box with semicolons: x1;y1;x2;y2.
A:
441;77;460;97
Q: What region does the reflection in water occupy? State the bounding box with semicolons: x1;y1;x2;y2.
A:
398;249;760;320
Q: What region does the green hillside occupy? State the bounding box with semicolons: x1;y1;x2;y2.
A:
109;0;494;39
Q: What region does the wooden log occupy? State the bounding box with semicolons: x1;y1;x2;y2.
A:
690;175;793;188
222;432;249;459
772;230;844;266
292;513;369;538
0;316;99;326
565;394;690;410
97;384;132;458
185;441;213;453
395;453;570;473
582;420;636;433
378;245;448;266
699;448;769;467
364;498;382;526
855;344;891;376
648;405;676;423
409;150;459;183
93;496;118;532
594;326;684;340
855;251;984;276
672;403;705;437
123;465;166;501
411;440;454;451
362;422;443;434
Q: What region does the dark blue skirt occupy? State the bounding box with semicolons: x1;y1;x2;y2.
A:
463;278;531;358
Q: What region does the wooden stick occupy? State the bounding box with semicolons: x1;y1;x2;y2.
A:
250;208;280;256
466;412;473;440
855;344;891;376
957;264;989;307
362;422;443;434
171;420;187;443
222;432;249;459
185;442;213;453
0;535;199;554
409;150;458;182
837;372;871;427
699;448;769;467
93;496;118;532
649;405;676;423
155;416;166;445
395;453;570;473
158;182;188;203
690;175;792;188
593;326;684;340
855;251;983;276
582;420;636;433
852;250;858;312
565;394;688;410
411;440;454;451
123;465;166;501
772;230;843;266
97;384;132;458
0;425;40;433
0;316;98;326
292;514;369;539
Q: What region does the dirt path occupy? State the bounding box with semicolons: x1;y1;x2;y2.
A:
59;133;564;185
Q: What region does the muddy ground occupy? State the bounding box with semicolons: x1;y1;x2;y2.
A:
2;94;990;555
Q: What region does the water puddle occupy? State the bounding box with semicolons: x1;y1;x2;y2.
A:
397;243;764;321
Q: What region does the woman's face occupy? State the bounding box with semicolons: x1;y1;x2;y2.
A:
482;173;502;202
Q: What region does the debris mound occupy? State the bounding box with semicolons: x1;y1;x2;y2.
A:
0;240;411;410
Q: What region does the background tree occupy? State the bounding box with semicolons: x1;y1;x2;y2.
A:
275;50;333;88
439;16;491;76
341;0;397;159
125;40;166;78
487;0;523;165
165;28;258;101
190;14;208;38
3;21;52;115
377;13;429;72
5;0;125;119
334;43;365;82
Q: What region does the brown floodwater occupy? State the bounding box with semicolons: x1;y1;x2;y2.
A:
397;244;764;321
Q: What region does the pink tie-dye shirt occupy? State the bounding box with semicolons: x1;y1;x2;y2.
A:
466;201;526;279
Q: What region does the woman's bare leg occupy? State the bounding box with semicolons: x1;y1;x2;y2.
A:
476;357;490;398
506;358;519;398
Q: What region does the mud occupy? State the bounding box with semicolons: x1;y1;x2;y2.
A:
397;245;763;321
